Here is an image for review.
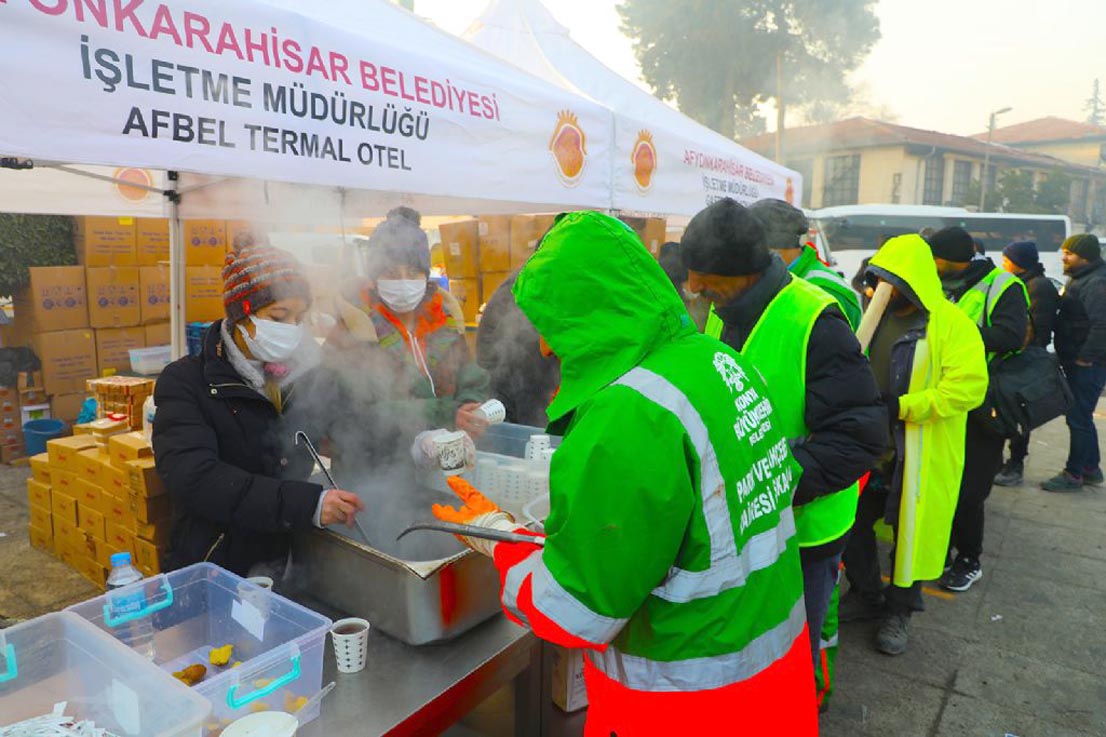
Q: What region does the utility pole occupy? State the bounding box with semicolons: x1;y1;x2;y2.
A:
980;106;1012;211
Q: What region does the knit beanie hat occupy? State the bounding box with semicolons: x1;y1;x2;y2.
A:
926;226;975;263
222;245;312;326
365;206;430;279
680;198;770;276
748;198;808;250
1003;240;1039;271
1062;233;1102;262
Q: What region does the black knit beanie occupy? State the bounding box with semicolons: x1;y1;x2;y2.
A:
365;206;430;279
1062;233;1102;262
927;226;975;263
680;198;770;276
748;198;808;250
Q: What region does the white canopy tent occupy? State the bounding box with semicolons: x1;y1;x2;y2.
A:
464;0;802;218
0;0;617;356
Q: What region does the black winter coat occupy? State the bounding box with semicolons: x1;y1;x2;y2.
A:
1055;259;1106;365
1021;266;1060;348
943;259;1029;357
153;322;323;576
715;256;889;562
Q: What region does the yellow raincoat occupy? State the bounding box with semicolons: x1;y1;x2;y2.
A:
867;235;988;586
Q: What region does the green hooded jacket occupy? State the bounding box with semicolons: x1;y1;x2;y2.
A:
789;245;863;330
867;235;988;585
511;212;809;694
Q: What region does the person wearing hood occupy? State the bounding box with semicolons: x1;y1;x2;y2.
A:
749;198;862;329
153;246;364;577
841;235;987;654
993;241;1061;487
1043;234;1106;491
926;227;1029;593
683;198;886;698
316;207;490;477
431;212;817;735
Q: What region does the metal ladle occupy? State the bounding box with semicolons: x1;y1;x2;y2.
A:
294;431;372;546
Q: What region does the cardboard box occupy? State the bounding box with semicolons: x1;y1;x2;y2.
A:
477;216;512;272
29;523;53;554
127;457;166;498
449;279;480;325
103;492;136;532
139;265;170;324
439;219;479;278
34;329;97;396
58;540;82;569
509;214;557;270
78;503;106;541
95;327;146;375
551;646;589;712
29;452;51;483
145;322;171;347
28;504;51;533
105;519;138;554
74;216;137;266
13;266;89;333
129;491;172;524
134;518;171;547
100;460;129;499
27;478;51;509
185;266;225;322
77;555;108;589
19;387;47;407
86;267;141;329
47;435;98;470
135;218;170;265
74;448;107;486
53;514;82;549
51;392;90;424
480;272;511;305
109;431;152;469
18;371;44;391
74;478;104;515
134;535;164;574
0;442;24;465
50;486;78;526
183;220;228;266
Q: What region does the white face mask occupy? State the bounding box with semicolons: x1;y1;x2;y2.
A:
238;315;304;363
377;279;427;314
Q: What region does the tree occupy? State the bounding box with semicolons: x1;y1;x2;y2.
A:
1034;171;1073;215
1085;78;1104;127
966;170;1072;215
618;0;881;141
0;215;76;297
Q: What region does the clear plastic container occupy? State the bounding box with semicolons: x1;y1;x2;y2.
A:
0;611;209;735
129;345;172;375
67;563;331;734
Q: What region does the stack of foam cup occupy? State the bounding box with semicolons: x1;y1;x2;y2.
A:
525;434;552;462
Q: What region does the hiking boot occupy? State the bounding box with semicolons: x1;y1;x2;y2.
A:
838;589;885;623
940;556;983;592
993;462;1024;487
1041;471;1084;492
876;613;910;656
1082;468;1104;486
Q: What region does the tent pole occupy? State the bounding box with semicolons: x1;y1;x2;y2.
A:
167;172;186;360
41;164;166;195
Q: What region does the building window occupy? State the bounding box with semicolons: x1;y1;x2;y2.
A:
786;158;814;207
823;154;860;207
950;161;972;205
923;156;946;205
891;173;902;204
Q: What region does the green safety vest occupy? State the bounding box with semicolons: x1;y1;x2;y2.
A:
706;279;861;548
953;268;1030;360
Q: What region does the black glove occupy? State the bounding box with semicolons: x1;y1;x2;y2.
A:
882;392;900;420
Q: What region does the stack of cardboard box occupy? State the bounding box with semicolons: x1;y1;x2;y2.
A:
29;428;172;588
86;376;156;431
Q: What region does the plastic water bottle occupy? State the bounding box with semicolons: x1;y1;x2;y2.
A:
106;552;156;660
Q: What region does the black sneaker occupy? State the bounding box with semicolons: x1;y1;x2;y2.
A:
940;557;983;592
839;589;886;622
993;462;1024;487
876;613;909;656
1082;468;1104;486
1041;471;1084;492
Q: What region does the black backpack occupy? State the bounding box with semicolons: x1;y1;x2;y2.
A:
970;346;1072;439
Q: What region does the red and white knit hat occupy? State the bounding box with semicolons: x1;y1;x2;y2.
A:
222;246;312;325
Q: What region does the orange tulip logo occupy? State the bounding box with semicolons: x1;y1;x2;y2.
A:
549;111;587;186
631;130;657;192
114;167;153;203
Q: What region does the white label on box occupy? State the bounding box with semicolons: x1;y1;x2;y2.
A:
232;597;266;642
478;222;489;237
110;678;141;734
450;242;461;256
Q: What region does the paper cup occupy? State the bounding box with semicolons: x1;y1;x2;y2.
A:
433;430;468;476
331;617;371;674
245;576;274;590
476;399;506;425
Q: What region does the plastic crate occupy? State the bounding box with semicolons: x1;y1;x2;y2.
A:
0;611;209;735
66;563;331;734
130;345;172;375
186;322;213;357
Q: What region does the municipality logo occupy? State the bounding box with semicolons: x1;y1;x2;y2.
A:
549;110;587;187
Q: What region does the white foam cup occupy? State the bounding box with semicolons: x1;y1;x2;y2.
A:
476;399;506;425
330;617;371;674
433;430;469;476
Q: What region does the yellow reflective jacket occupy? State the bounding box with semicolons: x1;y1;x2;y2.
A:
867;235;988;585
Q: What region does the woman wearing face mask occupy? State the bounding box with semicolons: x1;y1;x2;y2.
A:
152;246;364;577
318;207;490;478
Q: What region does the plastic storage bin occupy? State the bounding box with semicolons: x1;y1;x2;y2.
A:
130;345;172;375
0;611;209;736
67;563;331;734
23;417;66;455
186;321;213;357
